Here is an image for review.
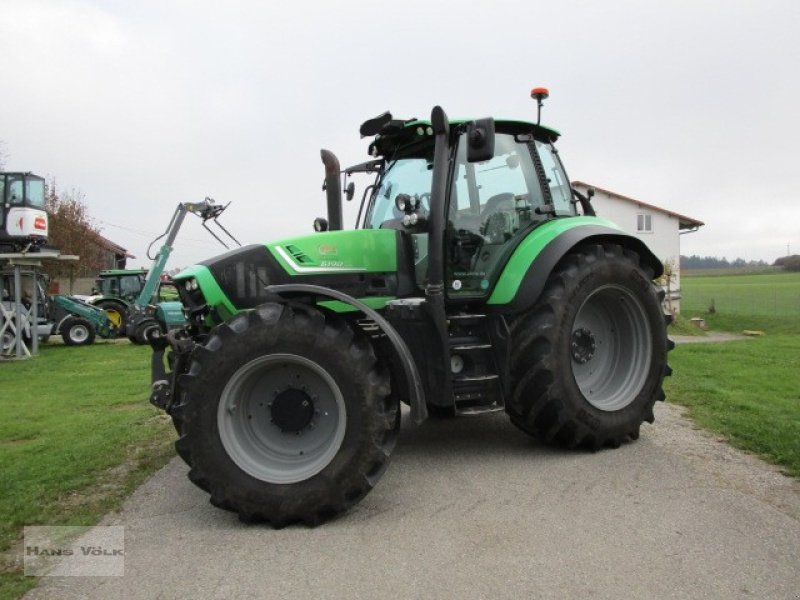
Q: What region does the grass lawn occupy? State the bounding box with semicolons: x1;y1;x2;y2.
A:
0;342;174;600
666;271;800;478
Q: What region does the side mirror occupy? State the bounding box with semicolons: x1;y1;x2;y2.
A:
467;118;495;163
313;217;329;232
345;182;355;201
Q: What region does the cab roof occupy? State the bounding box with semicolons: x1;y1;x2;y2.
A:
365;117;560;158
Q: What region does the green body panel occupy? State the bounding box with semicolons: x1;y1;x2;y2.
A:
318;296;394;313
174;264;237;321
267;229;397;276
488;217;622;305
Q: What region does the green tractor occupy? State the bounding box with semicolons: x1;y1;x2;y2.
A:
149;93;672;526
88;269;179;336
88;269;148;333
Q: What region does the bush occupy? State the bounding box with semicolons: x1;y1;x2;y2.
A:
773;254;800;269
781;256;800;272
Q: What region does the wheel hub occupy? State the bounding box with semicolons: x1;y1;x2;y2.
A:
271;388;314;433
571;327;596;364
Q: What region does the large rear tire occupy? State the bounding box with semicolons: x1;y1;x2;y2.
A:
95;300;127;338
171;302;399;526
506;243;672;450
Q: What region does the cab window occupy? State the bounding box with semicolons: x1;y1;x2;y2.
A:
7;176;24;205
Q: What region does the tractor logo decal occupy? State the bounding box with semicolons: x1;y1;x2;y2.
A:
318;244;338;256
275;246;366;274
34;216;47;231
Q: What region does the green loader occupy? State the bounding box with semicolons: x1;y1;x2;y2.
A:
148;91;673;526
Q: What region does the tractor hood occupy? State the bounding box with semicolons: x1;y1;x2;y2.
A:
174;229;408;320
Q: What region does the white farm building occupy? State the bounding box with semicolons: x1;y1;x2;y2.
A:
572;181;704;312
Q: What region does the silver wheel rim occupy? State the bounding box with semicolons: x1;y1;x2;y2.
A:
70;325;90;343
571;284;652;411
217;353;346;484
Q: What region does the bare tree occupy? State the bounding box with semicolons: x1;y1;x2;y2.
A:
43;180;106;291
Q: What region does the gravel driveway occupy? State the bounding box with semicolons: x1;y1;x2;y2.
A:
25;403;800;600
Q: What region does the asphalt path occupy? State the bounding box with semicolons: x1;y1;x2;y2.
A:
25;403;800;600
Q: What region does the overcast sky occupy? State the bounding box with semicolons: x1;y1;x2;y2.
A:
2;0;798;268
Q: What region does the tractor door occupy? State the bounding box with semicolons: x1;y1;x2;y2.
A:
444;133;572;299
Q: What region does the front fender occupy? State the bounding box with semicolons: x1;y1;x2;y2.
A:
266;283;428;424
488;218;662;314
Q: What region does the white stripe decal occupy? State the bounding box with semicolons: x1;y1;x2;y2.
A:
274;246;367;274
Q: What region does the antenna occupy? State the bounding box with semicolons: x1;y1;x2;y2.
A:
530;87;549;125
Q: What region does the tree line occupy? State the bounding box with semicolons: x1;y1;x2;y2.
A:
681;254;799;272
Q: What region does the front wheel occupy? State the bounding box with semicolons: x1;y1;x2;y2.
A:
171;303;399;526
61;317;96;346
507;243;672;450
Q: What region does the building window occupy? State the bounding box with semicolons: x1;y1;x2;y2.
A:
637;213;653;233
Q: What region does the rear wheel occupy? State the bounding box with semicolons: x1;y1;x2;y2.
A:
172;302;399;526
95;300;127;337
507;243;672;449
61;317;96;346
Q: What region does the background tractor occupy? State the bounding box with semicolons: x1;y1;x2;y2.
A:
147;92;672;526
1;270;118;353
86;269;178;337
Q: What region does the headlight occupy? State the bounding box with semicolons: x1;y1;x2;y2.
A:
185;280;192;291
190;279;199;291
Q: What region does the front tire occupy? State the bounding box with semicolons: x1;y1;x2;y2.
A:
507;243;671;449
172;303;399;526
61;317;96;346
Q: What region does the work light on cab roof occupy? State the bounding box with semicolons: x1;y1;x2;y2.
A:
531;86;550;125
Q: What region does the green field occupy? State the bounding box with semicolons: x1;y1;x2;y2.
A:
0;343;173;600
666;270;800;478
681;271;800;318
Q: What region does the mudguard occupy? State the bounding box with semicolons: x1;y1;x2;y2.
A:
488;220;663;314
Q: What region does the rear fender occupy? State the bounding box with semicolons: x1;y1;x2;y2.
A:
490;224;662;314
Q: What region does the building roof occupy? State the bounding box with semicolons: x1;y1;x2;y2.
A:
572;181;705;230
92;234;135;259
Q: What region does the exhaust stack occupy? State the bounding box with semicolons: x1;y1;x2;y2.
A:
320;149;343;231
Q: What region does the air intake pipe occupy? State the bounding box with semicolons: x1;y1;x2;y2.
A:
320;149;343;231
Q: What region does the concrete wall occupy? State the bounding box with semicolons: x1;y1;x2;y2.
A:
50;277;96;296
573;184;682;312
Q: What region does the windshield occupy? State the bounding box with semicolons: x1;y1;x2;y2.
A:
365;157;433;229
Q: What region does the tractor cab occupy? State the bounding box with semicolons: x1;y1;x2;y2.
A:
92;269;149;303
358;118;575;300
0;172;48;252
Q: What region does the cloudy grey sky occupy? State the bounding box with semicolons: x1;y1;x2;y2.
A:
2;0;798;268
